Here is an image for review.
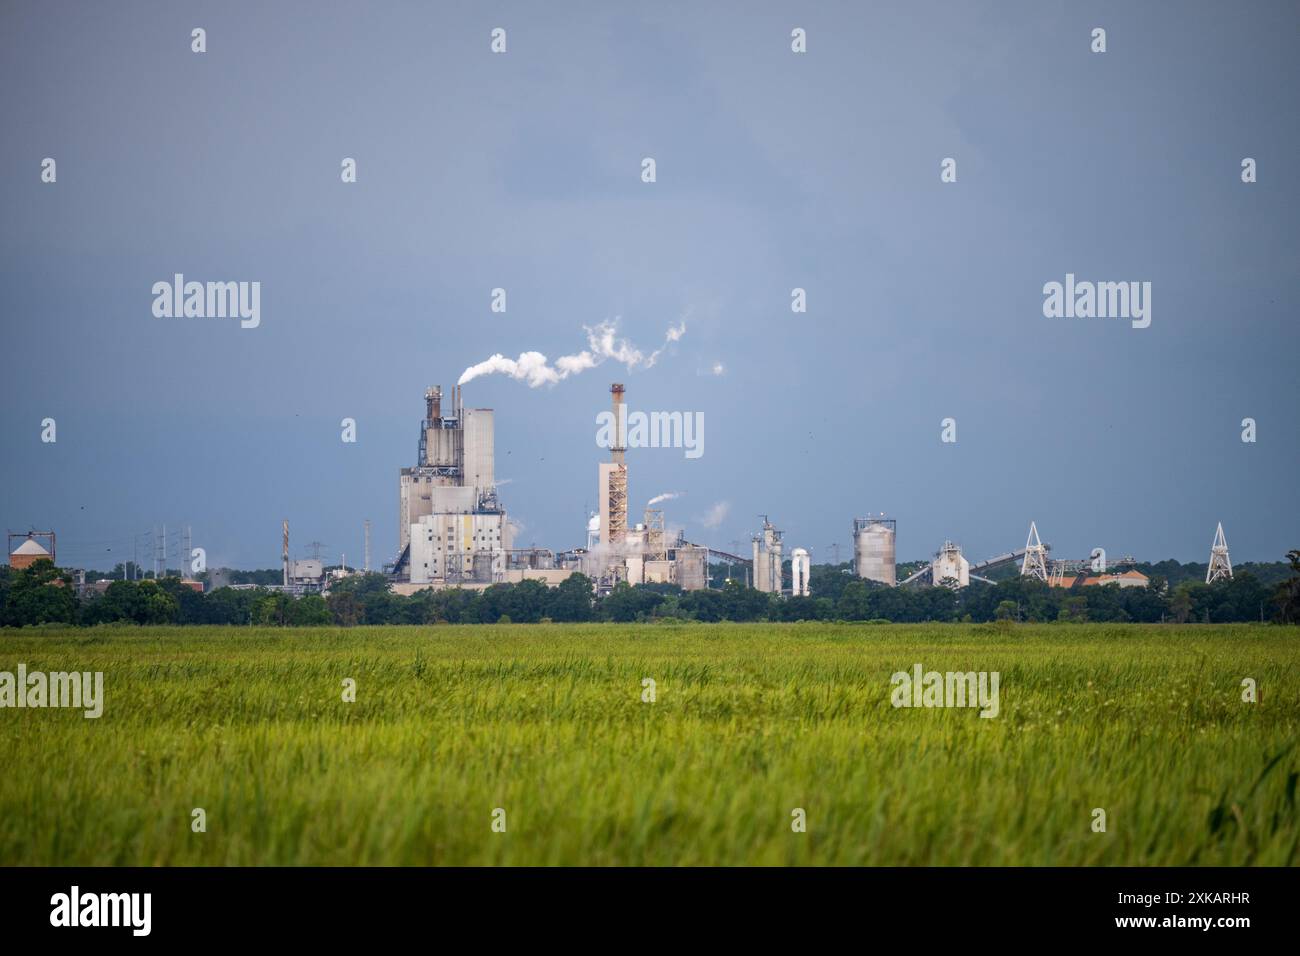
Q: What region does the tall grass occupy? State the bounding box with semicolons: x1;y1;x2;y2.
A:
1;622;1296;865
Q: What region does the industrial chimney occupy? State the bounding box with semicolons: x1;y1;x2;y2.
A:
600;383;629;549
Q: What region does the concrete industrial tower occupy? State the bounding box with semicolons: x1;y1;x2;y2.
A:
752;516;784;593
599;383;628;550
395;385;508;584
1206;522;1233;584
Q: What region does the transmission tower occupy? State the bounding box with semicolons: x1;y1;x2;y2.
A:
1020;521;1049;582
1206;522;1233;583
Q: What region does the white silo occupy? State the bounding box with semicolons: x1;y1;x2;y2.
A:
752;517;784;593
853;516;897;586
791;548;811;597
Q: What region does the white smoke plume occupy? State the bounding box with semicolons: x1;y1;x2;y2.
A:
700;501;730;529
647;491;683;506
457;351;559;388
458;319;686;388
645;321;687;368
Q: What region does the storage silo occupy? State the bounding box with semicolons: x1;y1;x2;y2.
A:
853;516;896;586
751;517;784;593
673;545;708;591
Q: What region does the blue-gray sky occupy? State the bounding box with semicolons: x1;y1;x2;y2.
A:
2;0;1297;572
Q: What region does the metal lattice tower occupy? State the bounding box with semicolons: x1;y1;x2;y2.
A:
644;508;666;561
1020;521;1049;582
1206;522;1233;584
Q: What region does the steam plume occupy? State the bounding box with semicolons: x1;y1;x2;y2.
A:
458;319;686;388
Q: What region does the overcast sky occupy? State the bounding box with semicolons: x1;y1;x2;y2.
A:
2;0;1297;572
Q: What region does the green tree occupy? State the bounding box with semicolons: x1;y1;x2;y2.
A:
1057;595;1088;623
1169;585;1194;624
290;594;332;626
327;590;362;626
84;579;178;625
836;580;872;620
601;582;665;622
547;573;594;622
251;593;293;626
1273;550;1300;624
2;559;78;626
717;580;769;622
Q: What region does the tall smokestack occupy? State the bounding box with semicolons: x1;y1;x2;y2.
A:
282;519;289;587
607;383;628;547
610;383;626;466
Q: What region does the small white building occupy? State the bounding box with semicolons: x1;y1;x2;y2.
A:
932;541;970;588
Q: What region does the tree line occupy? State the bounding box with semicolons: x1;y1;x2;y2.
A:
2;554;1298;628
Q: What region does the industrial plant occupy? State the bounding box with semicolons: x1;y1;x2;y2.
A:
7;380;1241;602
384;382;708;595
370;380;1234;599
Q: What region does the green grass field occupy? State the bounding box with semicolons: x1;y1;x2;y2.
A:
1;623;1297;866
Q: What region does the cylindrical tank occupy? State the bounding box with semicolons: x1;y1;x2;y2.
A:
674;546;708;591
854;517;896;586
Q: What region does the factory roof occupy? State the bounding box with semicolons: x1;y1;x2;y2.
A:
11;538;50;556
1069;570;1150;588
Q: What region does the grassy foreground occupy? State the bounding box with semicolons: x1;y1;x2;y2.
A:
1;622;1297;866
